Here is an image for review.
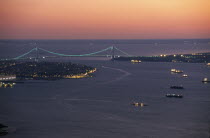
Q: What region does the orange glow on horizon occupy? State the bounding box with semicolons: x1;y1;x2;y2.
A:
0;0;210;39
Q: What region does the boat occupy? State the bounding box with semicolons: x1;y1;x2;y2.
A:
131;102;148;107
170;69;183;73
171;69;176;72
182;74;188;77
166;94;183;98
175;70;183;73
131;60;141;63
202;78;210;83
170;86;184;89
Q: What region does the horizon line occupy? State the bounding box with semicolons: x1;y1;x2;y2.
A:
0;38;210;41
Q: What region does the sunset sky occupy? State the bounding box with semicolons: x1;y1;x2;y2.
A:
0;0;210;39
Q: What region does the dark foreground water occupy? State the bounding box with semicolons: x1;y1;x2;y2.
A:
0;39;210;138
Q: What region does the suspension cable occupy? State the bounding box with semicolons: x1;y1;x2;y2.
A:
13;48;37;60
38;47;113;57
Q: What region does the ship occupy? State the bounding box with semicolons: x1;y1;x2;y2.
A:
182;74;188;77
170;86;184;89
202;78;210;83
171;69;176;72
131;60;141;63
166;94;183;98
131;102;148;107
175;70;183;73
170;69;183;73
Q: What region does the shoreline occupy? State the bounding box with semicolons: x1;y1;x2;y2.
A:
0;61;96;81
114;52;210;63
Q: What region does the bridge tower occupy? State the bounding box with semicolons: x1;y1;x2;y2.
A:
35;47;39;62
111;46;115;60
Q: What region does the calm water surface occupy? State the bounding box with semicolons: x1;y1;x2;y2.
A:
0;40;210;138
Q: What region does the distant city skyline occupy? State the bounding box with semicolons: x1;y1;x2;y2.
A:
0;0;210;39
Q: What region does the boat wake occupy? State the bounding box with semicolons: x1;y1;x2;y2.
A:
101;66;131;84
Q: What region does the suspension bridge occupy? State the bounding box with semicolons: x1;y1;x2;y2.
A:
1;46;132;61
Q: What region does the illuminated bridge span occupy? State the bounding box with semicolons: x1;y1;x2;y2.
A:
2;46;131;61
